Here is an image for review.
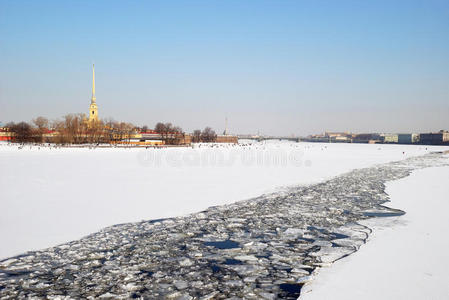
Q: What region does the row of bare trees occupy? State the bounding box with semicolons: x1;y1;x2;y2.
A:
152;123;218;144
4;115;219;145
6;122;35;143
5;116;53;143
4;115;140;144
192;127;217;143
154;122;185;145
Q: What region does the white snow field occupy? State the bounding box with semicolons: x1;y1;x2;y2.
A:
0;141;446;259
301;165;449;300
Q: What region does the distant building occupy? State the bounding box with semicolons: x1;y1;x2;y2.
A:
42;130;58;142
0;127;13;141
419;131;449;145
353;133;382;144
334;136;351;143
123;131;193;145
398;133;419;144
126;139;165;146
381;134;398;144
216;135;238;144
325;132;352;143
325;132;349;138
303;134;328;143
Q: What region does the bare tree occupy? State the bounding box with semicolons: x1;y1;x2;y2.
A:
192;129;201;143
11;122;33;143
61;113;86;144
155;122;169;141
33;117;48;129
102;118;118;143
154;122;166;134
201;127;217;142
87;120;105;144
33;116;49;142
52;119;67;144
170;126;185;145
155;122;185;145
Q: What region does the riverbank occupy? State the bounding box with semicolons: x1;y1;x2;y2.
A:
301;165;449;300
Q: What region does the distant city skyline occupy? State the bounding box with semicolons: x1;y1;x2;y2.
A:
1;0;448;135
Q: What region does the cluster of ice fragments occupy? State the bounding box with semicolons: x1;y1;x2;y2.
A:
0;153;447;299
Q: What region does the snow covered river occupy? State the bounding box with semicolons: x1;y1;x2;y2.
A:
1;146;447;299
0;141;445;260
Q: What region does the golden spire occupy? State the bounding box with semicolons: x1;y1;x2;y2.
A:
88;63;98;124
91;64;96;103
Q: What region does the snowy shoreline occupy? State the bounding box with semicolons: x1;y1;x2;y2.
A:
301;164;449;300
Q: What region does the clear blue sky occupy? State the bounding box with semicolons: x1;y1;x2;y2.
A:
1;0;448;135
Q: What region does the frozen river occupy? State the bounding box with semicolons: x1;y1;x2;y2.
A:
0;142;448;298
0;141;445;260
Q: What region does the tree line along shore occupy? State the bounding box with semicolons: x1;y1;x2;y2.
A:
0;115;238;146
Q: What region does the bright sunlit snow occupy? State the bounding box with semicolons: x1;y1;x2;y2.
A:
301;165;449;300
0;141;446;259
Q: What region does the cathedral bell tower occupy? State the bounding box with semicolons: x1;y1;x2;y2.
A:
88;64;98;124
